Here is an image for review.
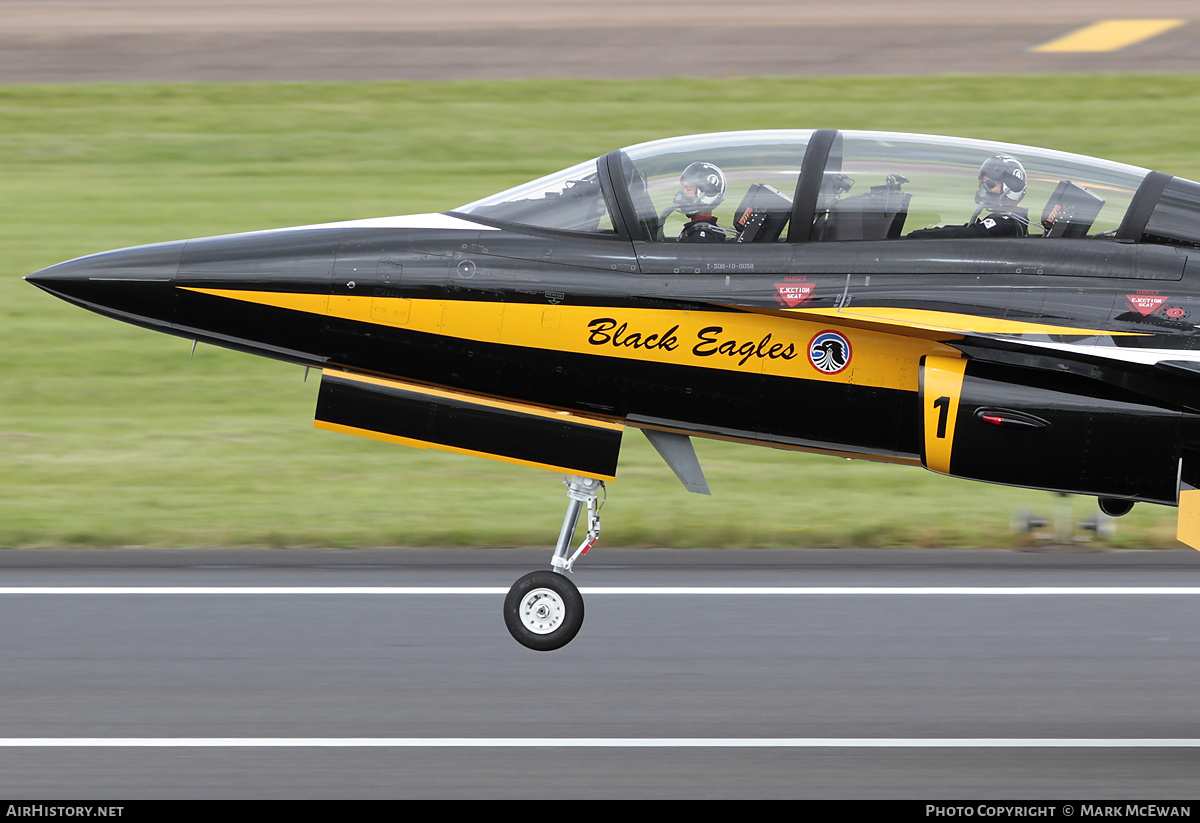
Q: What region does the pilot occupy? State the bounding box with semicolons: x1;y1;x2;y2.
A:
666;162;730;242
909;155;1030;239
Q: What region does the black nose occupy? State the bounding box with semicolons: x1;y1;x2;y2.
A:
26;240;184;328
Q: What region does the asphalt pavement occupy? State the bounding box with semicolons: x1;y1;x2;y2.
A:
1;0;1197;82
2;548;1199;798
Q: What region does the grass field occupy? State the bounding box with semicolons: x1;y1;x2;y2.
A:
4;75;1198;549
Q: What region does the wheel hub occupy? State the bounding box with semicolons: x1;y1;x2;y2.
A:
520;587;565;634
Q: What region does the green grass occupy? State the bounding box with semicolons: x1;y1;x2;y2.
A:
3;75;1197;549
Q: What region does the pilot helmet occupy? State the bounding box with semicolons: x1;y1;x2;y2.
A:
675;161;727;217
975;155;1026;210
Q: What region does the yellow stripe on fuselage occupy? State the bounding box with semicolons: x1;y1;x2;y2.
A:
790;306;1135;338
177;288;1012;393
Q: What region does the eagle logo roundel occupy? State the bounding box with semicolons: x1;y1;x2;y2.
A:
808;331;852;374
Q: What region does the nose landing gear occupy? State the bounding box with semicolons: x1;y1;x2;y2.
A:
503;570;585;651
503;475;603;651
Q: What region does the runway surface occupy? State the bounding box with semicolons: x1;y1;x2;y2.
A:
3;547;1200;798
1;0;1197;83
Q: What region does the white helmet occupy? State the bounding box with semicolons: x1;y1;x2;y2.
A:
674;161;727;217
976;155;1026;210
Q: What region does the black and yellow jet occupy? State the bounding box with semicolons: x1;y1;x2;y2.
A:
26;129;1200;649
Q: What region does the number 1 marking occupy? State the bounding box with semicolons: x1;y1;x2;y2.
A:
933;395;950;439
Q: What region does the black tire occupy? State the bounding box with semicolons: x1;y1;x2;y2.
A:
503;571;584;651
1099;497;1135;518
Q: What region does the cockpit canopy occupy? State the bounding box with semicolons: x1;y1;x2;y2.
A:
453;129;1200;248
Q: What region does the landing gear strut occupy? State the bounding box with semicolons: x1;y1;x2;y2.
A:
504;475;604;651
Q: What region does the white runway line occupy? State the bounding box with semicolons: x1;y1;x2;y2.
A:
1;738;1199;748
2;586;1194;751
1;587;1200;595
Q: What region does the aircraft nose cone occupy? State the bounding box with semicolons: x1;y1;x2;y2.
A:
26;240;184;328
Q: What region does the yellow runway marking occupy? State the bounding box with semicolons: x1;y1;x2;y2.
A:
1032;19;1186;53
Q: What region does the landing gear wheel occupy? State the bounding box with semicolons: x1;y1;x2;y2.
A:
1099;497;1135;518
504;571;584;651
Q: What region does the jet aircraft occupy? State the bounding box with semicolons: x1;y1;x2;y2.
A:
26;129;1200;650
